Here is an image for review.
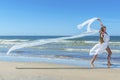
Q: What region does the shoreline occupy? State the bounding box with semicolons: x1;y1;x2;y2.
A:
0;61;120;80
0;55;120;69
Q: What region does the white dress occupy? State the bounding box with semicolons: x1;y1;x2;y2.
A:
89;33;110;55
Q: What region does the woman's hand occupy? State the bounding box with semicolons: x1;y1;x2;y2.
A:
100;23;104;27
97;18;102;23
97;18;101;21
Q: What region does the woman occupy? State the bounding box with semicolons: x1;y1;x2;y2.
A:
90;19;112;67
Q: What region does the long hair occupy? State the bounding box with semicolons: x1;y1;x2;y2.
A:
99;26;106;44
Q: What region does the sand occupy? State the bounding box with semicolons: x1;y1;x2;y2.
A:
0;61;119;80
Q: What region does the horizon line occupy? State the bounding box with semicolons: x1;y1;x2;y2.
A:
0;35;119;36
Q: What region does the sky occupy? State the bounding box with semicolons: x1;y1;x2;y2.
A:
0;0;120;36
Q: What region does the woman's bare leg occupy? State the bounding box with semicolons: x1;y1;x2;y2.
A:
91;55;98;67
106;46;112;66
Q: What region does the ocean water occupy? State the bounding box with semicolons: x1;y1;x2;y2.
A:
0;36;120;68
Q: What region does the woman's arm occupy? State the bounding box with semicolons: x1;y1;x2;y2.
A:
100;31;105;37
97;18;104;27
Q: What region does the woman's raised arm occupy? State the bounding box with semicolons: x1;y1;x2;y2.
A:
97;18;104;27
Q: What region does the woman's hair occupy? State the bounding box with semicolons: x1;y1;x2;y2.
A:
99;26;106;44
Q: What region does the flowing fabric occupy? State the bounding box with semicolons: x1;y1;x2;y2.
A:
89;33;110;55
77;17;98;32
7;17;99;55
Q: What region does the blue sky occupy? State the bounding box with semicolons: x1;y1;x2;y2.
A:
0;0;120;36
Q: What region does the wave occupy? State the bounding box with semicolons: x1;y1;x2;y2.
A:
0;39;29;45
64;48;89;52
64;48;120;53
57;40;120;44
0;39;120;47
58;40;120;46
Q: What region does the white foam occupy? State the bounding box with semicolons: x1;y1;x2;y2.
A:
84;41;98;44
65;48;120;53
0;39;28;45
65;48;89;52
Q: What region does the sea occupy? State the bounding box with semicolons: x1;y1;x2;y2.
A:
0;36;120;68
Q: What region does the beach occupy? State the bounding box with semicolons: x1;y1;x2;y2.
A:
0;36;120;80
0;61;119;80
0;0;120;79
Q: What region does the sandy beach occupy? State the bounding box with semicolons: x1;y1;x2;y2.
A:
0;61;119;80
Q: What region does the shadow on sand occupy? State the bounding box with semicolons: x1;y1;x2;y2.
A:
16;67;110;70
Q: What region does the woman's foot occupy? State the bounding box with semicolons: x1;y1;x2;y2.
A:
90;55;97;68
107;61;112;68
91;62;95;68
